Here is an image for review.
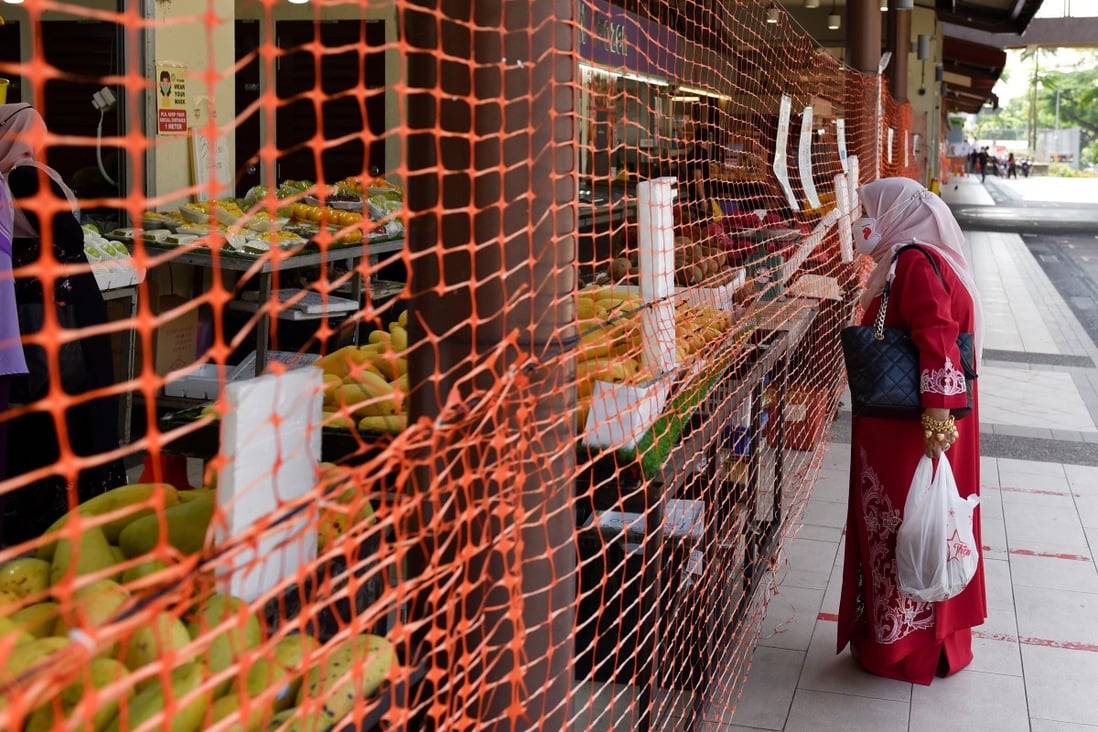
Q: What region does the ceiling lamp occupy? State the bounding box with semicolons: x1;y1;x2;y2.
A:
287;0;309;4
805;0;820;7
881;1;888;10
827;3;840;30
766;5;781;23
2;0;25;4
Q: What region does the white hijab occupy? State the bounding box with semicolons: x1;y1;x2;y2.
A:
857;177;984;361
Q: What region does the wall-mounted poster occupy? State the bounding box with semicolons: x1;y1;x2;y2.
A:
156;62;188;136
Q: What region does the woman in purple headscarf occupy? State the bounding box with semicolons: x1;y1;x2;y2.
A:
0;103;126;548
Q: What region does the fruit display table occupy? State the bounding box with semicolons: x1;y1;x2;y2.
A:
573;297;817;732
140;235;406;376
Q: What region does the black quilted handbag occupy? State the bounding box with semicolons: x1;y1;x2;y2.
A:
841;245;977;420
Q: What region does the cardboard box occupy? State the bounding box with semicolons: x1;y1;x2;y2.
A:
154;294;199;376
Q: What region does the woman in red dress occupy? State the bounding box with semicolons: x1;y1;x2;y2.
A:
836;177;986;685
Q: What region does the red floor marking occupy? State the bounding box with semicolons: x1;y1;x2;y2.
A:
981;546;1092;562
999;486;1073;497
817;614;1098;653
1008;548;1093;562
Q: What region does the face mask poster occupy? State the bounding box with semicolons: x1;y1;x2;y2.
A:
156;62;189;136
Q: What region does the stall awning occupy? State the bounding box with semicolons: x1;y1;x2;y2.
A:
935;0;1044;35
941;35;1007;113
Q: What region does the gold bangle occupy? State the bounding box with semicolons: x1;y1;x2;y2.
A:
921;413;956;436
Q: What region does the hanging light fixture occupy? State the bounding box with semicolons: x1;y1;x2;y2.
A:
881;1;889;10
827;1;841;30
766;5;781;23
805;0;820;7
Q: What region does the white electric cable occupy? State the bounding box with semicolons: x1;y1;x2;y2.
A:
96;109;118;187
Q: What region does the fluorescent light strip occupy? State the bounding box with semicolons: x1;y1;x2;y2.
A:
578;62;670;87
677;85;731;101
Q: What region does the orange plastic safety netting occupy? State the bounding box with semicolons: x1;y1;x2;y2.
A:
0;1;923;730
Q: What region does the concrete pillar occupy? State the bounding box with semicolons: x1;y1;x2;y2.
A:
844;0;883;180
887;0;911;102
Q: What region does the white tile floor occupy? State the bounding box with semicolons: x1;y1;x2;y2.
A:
979;366;1098;432
726;176;1098;731
730;445;1098;731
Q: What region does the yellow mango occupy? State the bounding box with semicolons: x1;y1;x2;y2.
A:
0;558;51;599
296;634;395;721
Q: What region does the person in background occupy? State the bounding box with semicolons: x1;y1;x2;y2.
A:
837;177;986;685
0;103;126;548
678;120;716;219
0;174;28;490
1007;152;1017;179
977;147;988;182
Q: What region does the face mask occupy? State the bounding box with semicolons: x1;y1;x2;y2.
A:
853;217;879;255
851;188;928;256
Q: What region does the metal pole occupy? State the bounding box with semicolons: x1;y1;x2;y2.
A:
1055;88;1061;162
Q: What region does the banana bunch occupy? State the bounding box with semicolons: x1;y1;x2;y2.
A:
317;311;410;435
674;301;731;361
574;286;650;432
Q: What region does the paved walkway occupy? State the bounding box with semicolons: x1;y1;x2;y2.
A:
729;174;1098;731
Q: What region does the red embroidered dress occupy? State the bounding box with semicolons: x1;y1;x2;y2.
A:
837;244;986;685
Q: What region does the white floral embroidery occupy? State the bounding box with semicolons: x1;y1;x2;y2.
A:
859;447;935;644
921;357;966;396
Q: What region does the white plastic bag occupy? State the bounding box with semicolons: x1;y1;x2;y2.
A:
896;453;980;603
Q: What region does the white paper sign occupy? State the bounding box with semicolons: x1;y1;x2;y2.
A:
798;106;821;210
887;127;895;164
836;119;848;173
217;367;323;602
904;132;910;168
636;177;679;373
583;379;670;451
773;95;798;211
835;173;854;263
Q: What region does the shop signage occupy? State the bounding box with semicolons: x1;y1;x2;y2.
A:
156;62;189;136
577;0;679;81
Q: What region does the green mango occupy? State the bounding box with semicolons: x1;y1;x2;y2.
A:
51;524;116;586
187;593;264;696
118;498;214;559
104;661;211;732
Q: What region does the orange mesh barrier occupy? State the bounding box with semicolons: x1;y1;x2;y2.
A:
0;2;915;729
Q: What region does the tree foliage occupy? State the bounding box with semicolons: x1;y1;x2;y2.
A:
980;50;1098;165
